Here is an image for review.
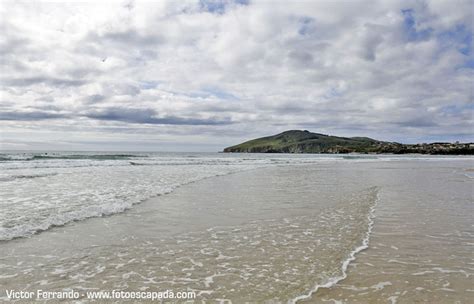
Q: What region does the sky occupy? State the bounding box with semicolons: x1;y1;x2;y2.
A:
0;0;473;151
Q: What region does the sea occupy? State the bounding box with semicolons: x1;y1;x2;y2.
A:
0;151;472;303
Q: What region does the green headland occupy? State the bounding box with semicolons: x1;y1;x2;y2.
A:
223;130;473;154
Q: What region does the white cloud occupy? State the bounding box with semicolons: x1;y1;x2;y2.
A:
0;0;472;151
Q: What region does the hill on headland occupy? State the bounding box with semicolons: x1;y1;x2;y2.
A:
223;130;473;155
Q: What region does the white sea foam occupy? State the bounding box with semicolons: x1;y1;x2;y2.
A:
463;172;474;179
0;152;393;242
1;152;470;242
388;295;399;304
0;154;271;241
371;281;392;291
289;189;379;304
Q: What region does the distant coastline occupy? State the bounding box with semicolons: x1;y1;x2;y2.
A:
223;130;473;155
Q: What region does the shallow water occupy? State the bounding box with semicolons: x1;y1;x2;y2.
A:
0;151;383;241
304;162;474;303
0;154;472;303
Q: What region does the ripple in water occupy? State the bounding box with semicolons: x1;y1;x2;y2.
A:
0;187;379;303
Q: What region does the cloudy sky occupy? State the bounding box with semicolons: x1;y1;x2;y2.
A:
1;0;472;151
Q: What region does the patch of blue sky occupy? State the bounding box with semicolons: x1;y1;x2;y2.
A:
437;24;472;56
170;86;238;100
462;59;474;69
440;103;474;115
199;0;249;14
199;86;239;100
324;87;344;99
297;16;315;36
401;9;432;41
402;9;472;69
138;81;160;90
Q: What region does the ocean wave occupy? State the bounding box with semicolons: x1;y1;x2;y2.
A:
343;155;379;160
0;202;134;242
0;173;58;182
0;189;165;241
0;158;251;171
0;168;249;241
0;154;146;162
36;154;141;161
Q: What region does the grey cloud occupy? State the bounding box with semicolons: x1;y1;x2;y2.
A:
287;50;314;67
0;111;68;121
85;94;106;104
0;0;472;150
391;117;438;128
88;29;162;47
84;107;233;125
0;37;31;56
359;24;385;61
29;104;64;112
0;22;33;56
2;77;87;88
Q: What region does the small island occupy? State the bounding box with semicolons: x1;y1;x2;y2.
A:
223;130;473;155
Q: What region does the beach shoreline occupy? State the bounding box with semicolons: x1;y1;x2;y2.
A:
1;156;472;303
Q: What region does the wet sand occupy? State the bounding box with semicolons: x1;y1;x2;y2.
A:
1;160;472;303
303;162;473;303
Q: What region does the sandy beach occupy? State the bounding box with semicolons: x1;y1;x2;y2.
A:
1;155;472;303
